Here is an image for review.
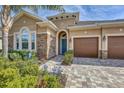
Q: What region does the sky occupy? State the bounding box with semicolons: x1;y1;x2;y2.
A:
37;5;124;21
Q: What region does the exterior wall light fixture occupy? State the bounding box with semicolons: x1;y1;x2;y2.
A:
120;28;123;32
103;35;106;41
84;31;87;34
69;38;71;43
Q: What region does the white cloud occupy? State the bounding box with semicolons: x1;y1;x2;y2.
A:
37;5;124;21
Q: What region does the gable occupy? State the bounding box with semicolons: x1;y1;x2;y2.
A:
14;14;39;26
10;14;39;35
47;12;79;29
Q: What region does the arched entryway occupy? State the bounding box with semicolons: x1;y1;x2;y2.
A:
56;30;68;55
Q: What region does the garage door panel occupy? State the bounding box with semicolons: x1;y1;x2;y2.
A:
108;36;124;59
74;37;98;58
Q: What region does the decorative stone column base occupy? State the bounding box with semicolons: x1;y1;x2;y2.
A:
101;50;108;59
98;50;102;58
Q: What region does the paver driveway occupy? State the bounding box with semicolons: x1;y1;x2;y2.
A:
64;57;124;88
65;65;124;88
41;56;124;88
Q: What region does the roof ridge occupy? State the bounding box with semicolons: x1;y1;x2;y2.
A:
14;10;46;21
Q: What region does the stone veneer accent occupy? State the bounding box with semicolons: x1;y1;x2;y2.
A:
37;32;56;60
98;50;102;58
47;34;56;59
101;50;108;59
37;34;48;60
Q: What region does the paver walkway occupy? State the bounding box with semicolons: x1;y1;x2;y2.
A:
40;56;124;88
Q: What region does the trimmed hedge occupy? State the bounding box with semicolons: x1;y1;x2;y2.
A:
8;50;37;61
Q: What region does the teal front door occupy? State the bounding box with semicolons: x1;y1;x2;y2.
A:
62;39;67;55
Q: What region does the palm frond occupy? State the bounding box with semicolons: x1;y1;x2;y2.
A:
10;5;64;14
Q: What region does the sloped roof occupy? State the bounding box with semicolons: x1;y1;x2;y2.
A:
13;10;46;22
69;19;124;27
68;19;124;30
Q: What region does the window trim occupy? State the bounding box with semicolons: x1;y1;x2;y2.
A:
21;29;30;50
14;27;36;51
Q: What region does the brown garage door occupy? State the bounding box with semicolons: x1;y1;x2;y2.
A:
108;36;124;59
74;37;98;58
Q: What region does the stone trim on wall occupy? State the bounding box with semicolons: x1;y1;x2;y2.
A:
47;34;56;59
37;34;48;60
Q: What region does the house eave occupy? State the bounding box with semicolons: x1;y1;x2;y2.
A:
13;10;46;22
68;24;100;30
68;21;124;31
36;21;58;31
99;21;124;28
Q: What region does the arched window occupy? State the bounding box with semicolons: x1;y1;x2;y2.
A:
21;29;29;49
14;27;36;51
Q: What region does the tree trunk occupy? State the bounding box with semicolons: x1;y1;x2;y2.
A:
2;28;9;58
1;5;11;58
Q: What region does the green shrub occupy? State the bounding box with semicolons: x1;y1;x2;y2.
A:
0;57;9;69
19;62;39;77
21;75;38;88
0;57;39;88
38;71;62;88
0;68;20;88
6;79;21;88
63;50;73;65
8;50;37;61
0;50;2;56
8;52;22;61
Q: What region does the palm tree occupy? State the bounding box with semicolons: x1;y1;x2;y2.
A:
0;5;64;58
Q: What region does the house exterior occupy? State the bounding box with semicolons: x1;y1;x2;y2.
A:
8;11;124;60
